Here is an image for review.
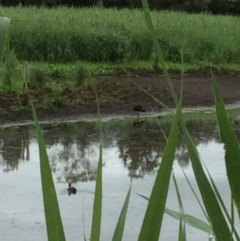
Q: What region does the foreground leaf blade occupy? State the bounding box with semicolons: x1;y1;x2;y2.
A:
202;162;240;240
112;182;132;241
141;0;178;106
31;101;66;241
137;98;182;241
183;128;232;241
138;194;212;234
90;143;103;241
214;80;240;215
172;172;186;241
90;87;103;241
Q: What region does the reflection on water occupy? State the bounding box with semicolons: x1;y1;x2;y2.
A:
1;117;240;241
0;125;30;173
0;118;235;180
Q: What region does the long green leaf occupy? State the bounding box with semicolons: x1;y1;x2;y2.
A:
172;172;186;241
141;0;178;106
214;79;240;215
31;100;66;241
178;217;185;241
112;181;132;241
90;86;103;241
202;161;240;240
137;97;182;241
181;168;209;221
165;207;211;234
183;127;233;241
137;193;212;234
0;16;11;65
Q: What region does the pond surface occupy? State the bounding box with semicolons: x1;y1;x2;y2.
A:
0;116;240;241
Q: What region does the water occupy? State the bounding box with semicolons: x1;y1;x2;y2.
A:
0;117;240;241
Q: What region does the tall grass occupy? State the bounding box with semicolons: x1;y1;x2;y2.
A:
1;6;240;64
0;16;11;64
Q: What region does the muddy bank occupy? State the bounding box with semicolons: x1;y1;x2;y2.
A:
1;69;240;125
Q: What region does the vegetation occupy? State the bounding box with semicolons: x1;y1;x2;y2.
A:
1;1;240;239
1;0;240;16
1;6;240;64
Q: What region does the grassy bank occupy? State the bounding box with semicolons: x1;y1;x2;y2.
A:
1;60;240;93
1;6;240;64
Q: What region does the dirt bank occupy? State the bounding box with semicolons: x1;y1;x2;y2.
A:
1;69;240;125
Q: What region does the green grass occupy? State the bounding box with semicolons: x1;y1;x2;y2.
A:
3;60;240;93
0;16;11;64
1;6;240;64
31;61;240;77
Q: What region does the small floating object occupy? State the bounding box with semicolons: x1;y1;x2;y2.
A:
68;183;77;196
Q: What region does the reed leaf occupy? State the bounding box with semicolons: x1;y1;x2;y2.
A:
178;219;185;241
183;127;232;241
31;100;66;241
137;96;182;241
214;79;240;216
141;0;178;105
172;171;186;241
137;193;212;234
112;181;132;241
90;86;103;241
202;161;240;240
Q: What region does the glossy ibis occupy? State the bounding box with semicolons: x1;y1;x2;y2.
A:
133;105;145;118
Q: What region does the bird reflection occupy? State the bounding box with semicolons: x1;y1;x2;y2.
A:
133;121;145;128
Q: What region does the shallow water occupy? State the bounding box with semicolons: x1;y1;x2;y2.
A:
0;117;240;241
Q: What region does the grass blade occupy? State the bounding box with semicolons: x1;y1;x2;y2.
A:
137;193;212;234
137;97;182;241
177;56;186;241
202;161;240;240
214;79;240;216
183;127;232;241
30;100;66;241
181;168;209;221
178;218;185;241
90;145;102;241
165;207;211;234
231;194;235;238
90;86;103;241
0;16;11;65
172;171;186;241
112;181;132;241
141;0;178;105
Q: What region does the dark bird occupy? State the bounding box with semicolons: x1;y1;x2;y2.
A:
133;105;145;118
68;183;77;196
